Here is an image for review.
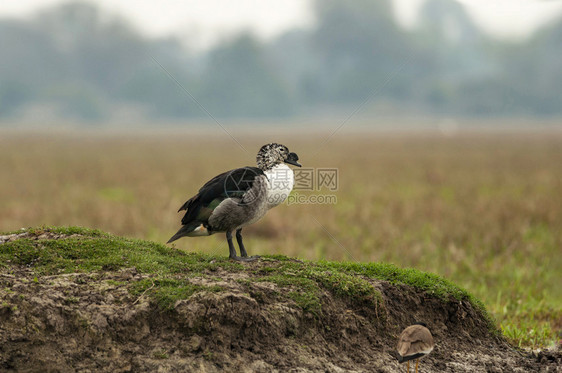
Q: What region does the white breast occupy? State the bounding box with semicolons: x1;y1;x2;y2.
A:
264;163;294;208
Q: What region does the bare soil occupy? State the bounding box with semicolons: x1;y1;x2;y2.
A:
0;233;560;372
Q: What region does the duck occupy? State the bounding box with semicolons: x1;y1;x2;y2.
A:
396;322;435;373
167;143;301;261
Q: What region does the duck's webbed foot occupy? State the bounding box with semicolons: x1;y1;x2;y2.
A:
229;255;260;262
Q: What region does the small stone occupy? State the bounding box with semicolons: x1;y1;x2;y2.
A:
186;335;202;352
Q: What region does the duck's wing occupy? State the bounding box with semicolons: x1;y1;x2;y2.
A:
178;167;265;225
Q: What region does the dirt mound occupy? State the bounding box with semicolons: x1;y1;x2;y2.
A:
0;228;560;372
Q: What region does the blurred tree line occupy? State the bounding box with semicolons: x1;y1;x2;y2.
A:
0;0;561;122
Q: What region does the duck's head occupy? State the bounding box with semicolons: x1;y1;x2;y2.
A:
256;143;301;171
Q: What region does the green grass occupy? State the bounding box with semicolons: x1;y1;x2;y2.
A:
1;226;491;325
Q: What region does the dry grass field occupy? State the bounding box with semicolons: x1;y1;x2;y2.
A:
1;128;561;348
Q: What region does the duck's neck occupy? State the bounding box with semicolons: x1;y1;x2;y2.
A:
264;163;294;207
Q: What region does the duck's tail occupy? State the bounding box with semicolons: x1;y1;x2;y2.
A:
167;222;210;243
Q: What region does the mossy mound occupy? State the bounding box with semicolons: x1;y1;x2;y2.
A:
0;227;557;372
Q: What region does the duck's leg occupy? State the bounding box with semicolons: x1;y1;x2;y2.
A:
226;231;238;259
406;361;410;373
235;228;248;257
235;229;260;261
226;230;258;262
415;359;418;373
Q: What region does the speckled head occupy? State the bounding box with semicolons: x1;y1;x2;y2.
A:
256;143;301;171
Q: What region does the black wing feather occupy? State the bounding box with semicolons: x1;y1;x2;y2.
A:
179;167;264;225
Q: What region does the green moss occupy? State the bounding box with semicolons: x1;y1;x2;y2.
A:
308;269;383;309
0;226;493;329
0;226;243;275
287;291;321;315
256;273;322;314
261;254;293;261
130;278;224;309
317;260;495;330
3;226;108;237
252;259;493;328
254;263;383;316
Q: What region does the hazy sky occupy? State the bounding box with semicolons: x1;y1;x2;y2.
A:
2;0;562;49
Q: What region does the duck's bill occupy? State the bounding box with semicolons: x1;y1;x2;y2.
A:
284;159;302;167
284;152;302;167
